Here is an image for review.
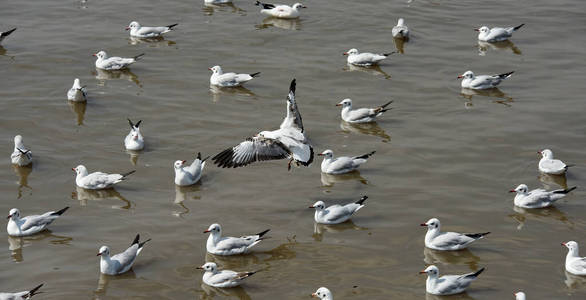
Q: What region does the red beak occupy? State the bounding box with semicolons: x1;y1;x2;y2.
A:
196;266;203;269
208;67;212;70
309;206;315;208
6;215;11;219
311;293;317;298
335;104;342;106
474;28;480;32
420;223;427;226
182;160;187;164
317;153;324;156
92;53;97;57
509;190;516;193
537;151;542;154
457;75;463;79
561;242;566;246
342;52;348;56
72;168;76;171
419;270;427;274
203;230;210;233
97;253;102;256
125;27;130;30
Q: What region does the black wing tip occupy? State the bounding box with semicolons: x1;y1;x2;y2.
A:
555;186;577;194
465;232;490;239
28;283;44;297
127;118;134;128
356;151;376;160
167;23;179;29
355;195;368;205
139;238;152;248
381;100;393;108
257;229;270;237
383;51;396;56
514;23;525;31
250;72;261;77
121;170;136;177
289;78;296;94
133;53;145;60
246;271;257;277
499;71;515;78
471;267;485;277
53;206;70;216
135;120;142;127
132;234;140;245
2;28;17;37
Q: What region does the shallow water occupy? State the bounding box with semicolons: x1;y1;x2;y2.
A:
1;0;586;299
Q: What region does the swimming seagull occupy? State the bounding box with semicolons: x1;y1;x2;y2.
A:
209;65;260;87
420;265;484;295
311;287;333;300
310;196;367;224
459;70;514;89
174;152;208;186
344;48;395;66
318;149;375;174
337;98;392;123
204;223;270;256
11;135;32;166
0;283;43;300
562;241;586;276
476;24;524;42
421;218;490;251
205;0;232;3
67;78;87;102
538;149;571;175
73;165;135;190
392;18;409;38
7;207;69;236
124;119;144;151
510;184;576;209
515;292;526;300
0;28;16;44
197;262;256;288
212;79;314;170
255;1;306;19
126;21;178;38
93;50;144;70
98;234;151;275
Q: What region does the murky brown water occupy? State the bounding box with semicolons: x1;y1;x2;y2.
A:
2;0;586;299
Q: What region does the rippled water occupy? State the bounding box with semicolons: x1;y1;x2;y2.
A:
1;0;586;299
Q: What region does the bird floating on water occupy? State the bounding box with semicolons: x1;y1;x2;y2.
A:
458;70;514;89
7;207;69;236
337;98;392;123
476;24;524;42
94;50;144;70
126;21;178;38
98;234;151;275
318;149;375;174
256;1;306;19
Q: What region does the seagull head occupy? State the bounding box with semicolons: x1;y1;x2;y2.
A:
309;200;325;210
7;208;19;220
397;18;405;26
126;21;140;31
72;165;88;176
458;70;474;79
419;265;439;277
311;287;332;299
174;160;187;169
93;51;107;59
515;292;526;300
292;3;307;9
196;262;217;272
97;246;110;257
203;223;221;234
510;184;528;194
562;241;579;253
420;218;440;230
317;149;334;158
73;78;82;88
343;48;359;56
131;131;140;141
539;149;553;159
474;26;489;33
14;135;23;146
208;65;222;74
336;98;352;108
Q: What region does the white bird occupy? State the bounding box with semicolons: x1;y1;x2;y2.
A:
310;196;367;225
98;234;151;275
10;135;32;166
212;79;314;170
205;0;232;3
510;184;576;209
420;265;485;295
73;165;135;190
174;152;208;186
7;207;69;237
204;223;270;256
0;28;16;44
337;98;392;123
318;149;375;175
421;218;490;251
198;262;256;288
93;50;144;70
0;284;43;300
67;78;87;102
539;149;571;175
459;70;514;89
124;119;144;151
476;24;524;42
344;48;395;66
255;1;306;19
515;292;526;300
208;65;260;87
311;287;333;300
392;18;409;38
126;21;178;38
562;241;586;276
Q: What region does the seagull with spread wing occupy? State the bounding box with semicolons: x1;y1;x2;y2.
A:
212;79;313;170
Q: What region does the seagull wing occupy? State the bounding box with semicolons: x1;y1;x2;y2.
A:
212;136;292;168
280;79;304;132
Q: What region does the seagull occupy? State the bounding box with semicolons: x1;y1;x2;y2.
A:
174;152;208;186
562;241;586;276
459;70;514;89
126;21;178;38
208;66;260;87
204;223;270;256
67;78;87;102
337;98;392;123
515;292;526;300
311;287;333;300
11;135;32;166
343;48;395;66
420;265;485;295
197;262;256;288
205;0;232;3
318;149;375;175
73;165;135;190
7;207;69;237
255;1;306;19
93;50;144;70
421;218;490;251
310;196;367;225
539;149;571;175
212;79;314;170
476;24;524;42
124;119;144;151
510;184;576;209
392;18;409;38
0;28;16;44
98;234;151;275
0;284;43;300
